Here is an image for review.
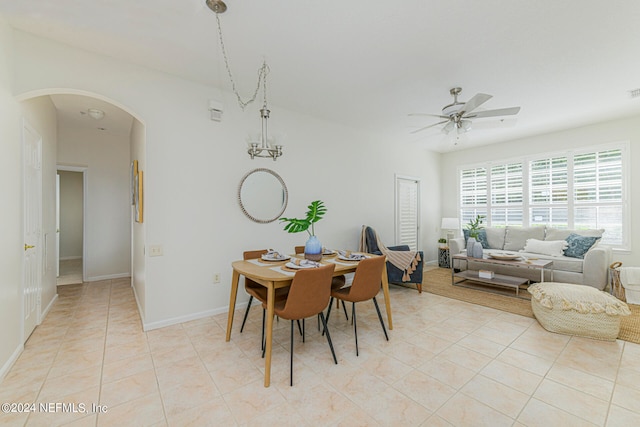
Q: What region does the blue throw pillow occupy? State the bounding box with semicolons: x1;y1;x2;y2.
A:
463;229;490;249
564;233;600;259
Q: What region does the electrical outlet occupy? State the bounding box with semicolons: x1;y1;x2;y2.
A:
213;273;221;284
149;245;163;257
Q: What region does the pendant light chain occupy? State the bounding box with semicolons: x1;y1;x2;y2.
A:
215;12;269;111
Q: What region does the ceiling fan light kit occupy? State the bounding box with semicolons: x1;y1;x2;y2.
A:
410;87;521;140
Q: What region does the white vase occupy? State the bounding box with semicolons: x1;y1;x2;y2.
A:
472;241;484;258
466;237;477;257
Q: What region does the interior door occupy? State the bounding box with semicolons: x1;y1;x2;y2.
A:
23;121;42;339
395;176;420;250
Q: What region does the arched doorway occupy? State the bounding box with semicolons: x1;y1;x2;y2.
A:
17;89;146;338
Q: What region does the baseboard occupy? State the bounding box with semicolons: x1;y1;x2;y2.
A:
60;256;82;261
40;293;58;322
142;302;249;332
131;282;145;326
0;344;23;382
86;273;130;282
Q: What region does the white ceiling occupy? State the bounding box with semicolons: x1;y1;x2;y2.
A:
2;0;640;152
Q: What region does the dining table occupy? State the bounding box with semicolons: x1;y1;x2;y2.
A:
225;252;393;387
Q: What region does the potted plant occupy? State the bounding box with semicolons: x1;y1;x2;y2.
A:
280;200;326;261
465;214;485;239
438;238;448;249
464;215;485;257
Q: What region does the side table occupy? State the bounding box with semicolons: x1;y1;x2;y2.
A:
438;247;450;268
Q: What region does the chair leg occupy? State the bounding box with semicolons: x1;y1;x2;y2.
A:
417;282;422;293
341;300;349;320
290;320;294;387
326;297;334;323
240;295;253;333
296;319;303;338
319;312;338;365
372;297;389;341
352;302;359;357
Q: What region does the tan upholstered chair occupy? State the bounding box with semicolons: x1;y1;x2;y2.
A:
326;256;389;356
265;263;338;386
240;250;289;350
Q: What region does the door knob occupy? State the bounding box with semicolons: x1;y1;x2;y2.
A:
24;244;35;251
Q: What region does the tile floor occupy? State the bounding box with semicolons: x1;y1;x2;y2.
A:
1;277;639;426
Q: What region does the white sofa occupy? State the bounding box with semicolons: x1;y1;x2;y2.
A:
449;226;611;290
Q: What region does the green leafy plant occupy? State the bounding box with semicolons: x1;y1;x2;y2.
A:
279;200;326;236
438;238;447;244
465;214;485;239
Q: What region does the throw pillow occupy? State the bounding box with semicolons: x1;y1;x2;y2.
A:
522;239;568;257
564;233;600;259
463;229;489;249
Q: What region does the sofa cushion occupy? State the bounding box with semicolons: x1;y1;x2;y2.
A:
545;228;604;241
485;227;506;249
522;239;568;257
504;226;545;251
463;229;489;248
564;233;600;259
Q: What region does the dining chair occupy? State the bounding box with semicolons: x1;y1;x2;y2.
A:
240;249;289;350
295;245;348;324
326;255;389;356
266;263;338;386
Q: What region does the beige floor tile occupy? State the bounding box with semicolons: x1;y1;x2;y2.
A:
96;392;165;427
166;397;235;427
533;379;609;425
100;369;158;408
547;362;615;401
517;398;599;427
3;277;636;427
392;369;457;412
418;357;476;389
480;359;543;395
436;393;514;427
461;374;530;418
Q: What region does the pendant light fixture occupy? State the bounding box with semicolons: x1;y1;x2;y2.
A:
207;0;283;161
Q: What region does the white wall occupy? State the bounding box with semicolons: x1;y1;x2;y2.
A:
130;118;146;318
0;18;23;379
57;126;131;280
58;170;83;259
11;30;440;329
440;116;640;266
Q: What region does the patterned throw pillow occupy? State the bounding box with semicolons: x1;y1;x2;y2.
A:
463;229;490;249
564;233;600;259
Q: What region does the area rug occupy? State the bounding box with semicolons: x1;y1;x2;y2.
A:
423;267;640;344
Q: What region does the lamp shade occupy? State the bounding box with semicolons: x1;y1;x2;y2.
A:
441;217;460;230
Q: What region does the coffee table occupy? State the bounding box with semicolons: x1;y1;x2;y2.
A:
451;253;553;296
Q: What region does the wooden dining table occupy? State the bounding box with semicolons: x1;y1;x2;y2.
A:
225;252;393;387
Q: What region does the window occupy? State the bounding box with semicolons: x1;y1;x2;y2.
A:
459;143;628;249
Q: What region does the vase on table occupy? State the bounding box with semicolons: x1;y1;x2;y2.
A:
466;237;477;257
304;235;323;261
472;241;484;258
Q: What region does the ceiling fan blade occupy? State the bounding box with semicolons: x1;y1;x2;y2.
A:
460;93;492;115
410;120;449;134
408;113;450;120
465;106;521;119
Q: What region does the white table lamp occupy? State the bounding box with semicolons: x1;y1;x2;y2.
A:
441;217;460;241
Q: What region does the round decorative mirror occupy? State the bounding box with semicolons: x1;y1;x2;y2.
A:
238;168;288;223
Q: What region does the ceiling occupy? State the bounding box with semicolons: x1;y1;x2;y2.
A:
2;0;640;152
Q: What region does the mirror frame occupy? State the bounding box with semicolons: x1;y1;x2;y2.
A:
237;168;288;224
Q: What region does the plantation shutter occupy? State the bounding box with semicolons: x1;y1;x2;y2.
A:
395;177;419;251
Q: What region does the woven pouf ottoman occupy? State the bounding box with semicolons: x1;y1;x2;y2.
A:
528;282;631;341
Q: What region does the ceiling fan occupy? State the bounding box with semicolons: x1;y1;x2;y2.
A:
409;87;520;135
